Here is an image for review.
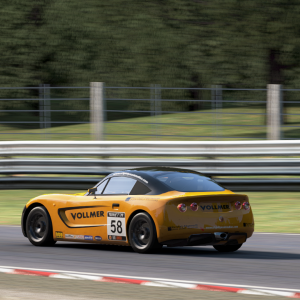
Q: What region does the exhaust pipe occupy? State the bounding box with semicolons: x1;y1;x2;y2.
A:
214;232;228;240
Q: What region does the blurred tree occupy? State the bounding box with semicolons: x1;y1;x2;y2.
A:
0;0;52;112
1;0;300;105
205;0;300;87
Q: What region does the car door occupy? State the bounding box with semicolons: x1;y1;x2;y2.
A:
57;179;110;241
100;176;137;242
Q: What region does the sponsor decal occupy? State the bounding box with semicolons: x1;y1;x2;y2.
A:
199;203;231;212
125;197;158;201
205;225;238;229
65;234;75;239
108;212;125;218
65;234;85;240
55;231;63;239
94;236;102;241
243;222;254;227
108;235;126;241
113;172;148;184
168;224;198;231
84;235;93;241
71;211;104;220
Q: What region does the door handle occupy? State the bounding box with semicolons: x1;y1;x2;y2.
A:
112;203;119;208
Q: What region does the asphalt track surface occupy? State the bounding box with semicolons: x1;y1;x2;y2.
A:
1;226;299;291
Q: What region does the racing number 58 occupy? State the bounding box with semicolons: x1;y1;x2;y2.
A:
111;220;123;234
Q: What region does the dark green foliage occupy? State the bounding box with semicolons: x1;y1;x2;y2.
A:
1;0;300;103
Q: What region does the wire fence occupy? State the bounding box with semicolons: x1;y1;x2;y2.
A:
0;85;299;141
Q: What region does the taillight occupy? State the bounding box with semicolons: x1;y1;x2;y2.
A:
177;203;187;213
190;202;198;211
243;202;250;210
235;201;242;210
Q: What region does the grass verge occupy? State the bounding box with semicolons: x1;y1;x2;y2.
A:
0;190;82;225
1;106;300;140
0;190;299;233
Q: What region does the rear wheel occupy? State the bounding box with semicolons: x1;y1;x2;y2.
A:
213;244;242;252
129;212;161;253
26;206;56;246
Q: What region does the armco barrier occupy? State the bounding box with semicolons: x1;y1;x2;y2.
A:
0;158;300;176
1;141;300;191
1;140;300;157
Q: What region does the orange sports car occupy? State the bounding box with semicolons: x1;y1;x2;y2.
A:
21;167;254;253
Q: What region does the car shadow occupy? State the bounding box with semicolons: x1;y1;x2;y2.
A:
53;242;300;260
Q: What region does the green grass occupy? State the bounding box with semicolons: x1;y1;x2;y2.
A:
247;192;300;233
0;190;82;225
1;106;300;141
1;190;299;233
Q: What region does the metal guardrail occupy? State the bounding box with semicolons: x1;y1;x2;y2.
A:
1;141;300;191
1;158;300;176
2;140;300;157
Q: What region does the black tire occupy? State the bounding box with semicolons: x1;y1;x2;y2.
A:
213;244;242;252
26;206;56;246
129;212;161;253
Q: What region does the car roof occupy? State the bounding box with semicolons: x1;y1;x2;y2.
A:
106;167;209;195
122;167;205;178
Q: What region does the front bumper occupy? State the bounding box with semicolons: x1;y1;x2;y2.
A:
162;232;247;247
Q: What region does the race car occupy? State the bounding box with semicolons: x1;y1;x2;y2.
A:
21;167;254;253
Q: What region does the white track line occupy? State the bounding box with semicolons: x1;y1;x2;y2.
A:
0;265;299;293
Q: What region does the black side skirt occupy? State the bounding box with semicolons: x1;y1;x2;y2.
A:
162;233;247;247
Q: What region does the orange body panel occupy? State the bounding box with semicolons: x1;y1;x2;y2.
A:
24;189;254;246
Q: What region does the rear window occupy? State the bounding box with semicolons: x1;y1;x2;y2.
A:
154;172;224;192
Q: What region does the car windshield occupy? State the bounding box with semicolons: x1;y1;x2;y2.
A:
152;172;225;192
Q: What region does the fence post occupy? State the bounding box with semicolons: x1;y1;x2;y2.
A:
155;84;161;139
44;84;51;130
216;85;222;109
150;84;161;139
211;86;215;110
39;84;51;140
39;85;44;130
90;82;104;140
150;85;155;139
267;84;281;140
211;85;222;139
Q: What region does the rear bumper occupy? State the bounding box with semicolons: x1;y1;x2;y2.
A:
162;232;247;247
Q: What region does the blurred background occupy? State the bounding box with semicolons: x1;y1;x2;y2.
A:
1;2;300;299
1;0;300;140
0;1;300;232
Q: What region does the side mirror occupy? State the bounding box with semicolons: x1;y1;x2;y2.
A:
88;188;97;195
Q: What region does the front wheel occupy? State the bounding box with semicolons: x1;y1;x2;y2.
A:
213;244;242;252
26;206;56;246
128;212;161;253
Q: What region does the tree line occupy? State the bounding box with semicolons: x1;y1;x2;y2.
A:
1;0;300;105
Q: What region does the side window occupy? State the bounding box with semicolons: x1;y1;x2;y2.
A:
130;181;151;195
95;179;108;195
103;177;137;195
